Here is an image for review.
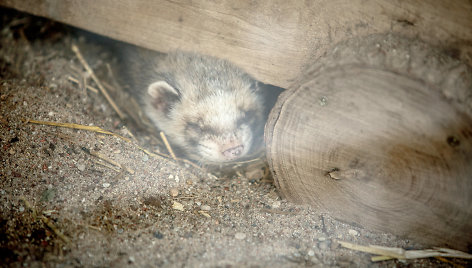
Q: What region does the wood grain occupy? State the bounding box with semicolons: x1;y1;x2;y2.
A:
0;0;471;88
265;34;472;250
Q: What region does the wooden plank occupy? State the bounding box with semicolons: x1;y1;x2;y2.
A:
1;0;471;88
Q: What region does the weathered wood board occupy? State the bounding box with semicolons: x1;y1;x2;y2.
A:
0;0;471;88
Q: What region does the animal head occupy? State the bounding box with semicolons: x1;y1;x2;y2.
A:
142;52;264;163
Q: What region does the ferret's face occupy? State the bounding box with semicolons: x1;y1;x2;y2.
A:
172;90;262;163
140;52;265;164
143;79;263;163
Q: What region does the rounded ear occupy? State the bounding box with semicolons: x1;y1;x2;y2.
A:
147;81;179;98
147;81;181;115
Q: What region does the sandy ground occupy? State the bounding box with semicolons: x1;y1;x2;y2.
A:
0;8;470;267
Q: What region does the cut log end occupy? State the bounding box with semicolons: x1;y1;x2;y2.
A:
265;33;472;251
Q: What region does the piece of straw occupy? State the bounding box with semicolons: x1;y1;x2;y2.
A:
67;75;98;94
20;197;70;244
160;131;177;161
89;151;135;174
338;241;472;262
71;44;125;119
26;119;131;142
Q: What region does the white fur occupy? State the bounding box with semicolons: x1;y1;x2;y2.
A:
136;51;264;163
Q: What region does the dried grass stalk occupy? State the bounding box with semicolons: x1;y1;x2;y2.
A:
339;241;472;262
71;44;125;119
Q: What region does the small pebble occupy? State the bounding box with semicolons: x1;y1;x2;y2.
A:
41;188;56;202
168;174;174;179
318;237;326;242
117;228;124;234
170;188;179;197
272;200;281;209
175;175;180;183
103;183;111;188
235;232;246;240
113;149;121;154
128;256;135;263
48;111;54;116
200;205;211;211
307;249;315;256
142;154;149;162
348;229;359;236
19;206;25;212
77;164;86;171
207;173;218;180
153;231;164;239
319;96;328;106
9;149;15;155
172;201;184;211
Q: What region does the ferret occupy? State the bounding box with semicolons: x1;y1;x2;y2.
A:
118;46;266;164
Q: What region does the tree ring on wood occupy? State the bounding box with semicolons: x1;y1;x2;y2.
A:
265;33;472;251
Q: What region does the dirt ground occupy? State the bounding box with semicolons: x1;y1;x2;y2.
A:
0;9;470;267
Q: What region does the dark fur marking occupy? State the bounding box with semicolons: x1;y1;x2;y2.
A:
185;121;202;135
236;109;258;128
185;117;225;137
201;126;223;137
186;137;199;147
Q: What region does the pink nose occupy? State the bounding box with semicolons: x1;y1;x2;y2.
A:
222;145;244;159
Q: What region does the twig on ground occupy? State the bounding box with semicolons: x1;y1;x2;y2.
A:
89;150;135;174
160;131;177;161
41;216;71;244
157;132;205;171
67;75;98;94
71;44;125;119
338;241;472;262
91;159;121;173
26;119;131;142
20;197;70;244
